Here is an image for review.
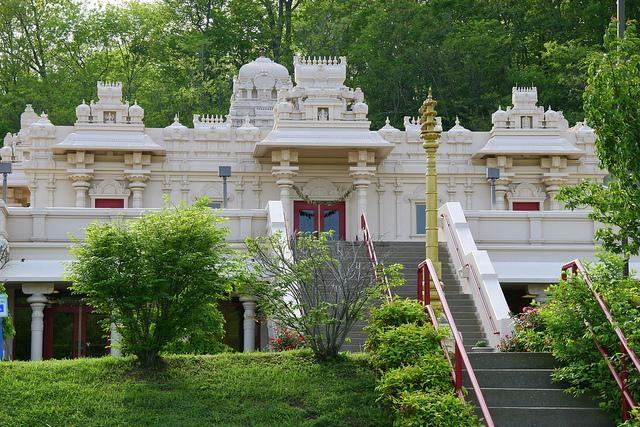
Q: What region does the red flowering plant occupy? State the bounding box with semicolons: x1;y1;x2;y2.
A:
270;328;306;352
498;305;551;352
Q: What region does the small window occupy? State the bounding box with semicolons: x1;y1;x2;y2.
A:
208;202;222;209
416;203;426;235
512;202;539;211
95;198;124;208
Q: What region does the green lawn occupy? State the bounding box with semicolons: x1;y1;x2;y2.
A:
0;350;392;427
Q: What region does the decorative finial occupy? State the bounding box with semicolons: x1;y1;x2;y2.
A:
419;87;440;144
385;116;390;125
455;116;460;125
173;113;180;123
259;47;266;57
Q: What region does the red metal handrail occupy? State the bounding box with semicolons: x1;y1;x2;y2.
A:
360;214;392;300
418;258;494;427
441;212;499;336
562;259;639;421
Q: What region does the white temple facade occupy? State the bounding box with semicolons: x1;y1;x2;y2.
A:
0;53;625;360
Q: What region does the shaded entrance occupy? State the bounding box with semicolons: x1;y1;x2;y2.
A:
293;201;346;240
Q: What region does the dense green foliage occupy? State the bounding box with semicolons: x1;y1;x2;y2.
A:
369;323;444;372
558;22;640;258
375;353;452;403
1;0;634;136
394;391;479;427
246;232;402;360
366;298;479;426
0;351;392;426
67;199;237;367
541;253;640;422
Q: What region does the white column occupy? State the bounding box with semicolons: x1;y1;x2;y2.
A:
70;173;93;208
126;173;149;208
110;323;122;356
22;283;53;361
494;178;512;210
272;166;298;237
27;293;47;361
543;177;566;211
240;296;257;352
349;151;376;237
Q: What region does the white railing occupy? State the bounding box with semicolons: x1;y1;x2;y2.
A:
439;202;513;347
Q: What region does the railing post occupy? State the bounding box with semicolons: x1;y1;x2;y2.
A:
425;268;431;306
621;342;630;421
417;268;423;304
455;342;463;392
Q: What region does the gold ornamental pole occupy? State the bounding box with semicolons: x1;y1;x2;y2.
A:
419;88;442;278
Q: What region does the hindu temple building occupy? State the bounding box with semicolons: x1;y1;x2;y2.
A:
0;53;628;360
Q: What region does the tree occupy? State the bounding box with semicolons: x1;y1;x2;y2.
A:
67;199;237;368
245;231;402;359
557;22;640;259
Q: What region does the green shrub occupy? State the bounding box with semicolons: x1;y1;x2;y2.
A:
376;353;452;403
393;391;480;427
541;252;640;421
365;298;427;352
370;323;444;371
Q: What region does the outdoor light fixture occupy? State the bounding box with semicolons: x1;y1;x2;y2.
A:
486;167;500;210
0;162;12;203
218;166;232;208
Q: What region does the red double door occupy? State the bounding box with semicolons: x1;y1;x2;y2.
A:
43;304;108;360
293;201;346;240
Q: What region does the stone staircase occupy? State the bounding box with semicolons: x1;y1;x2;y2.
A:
353;240;613;426
465;352;613;426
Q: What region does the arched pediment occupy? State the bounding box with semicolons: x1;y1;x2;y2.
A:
509;182;545;201
89;178;130;197
300;178;341;200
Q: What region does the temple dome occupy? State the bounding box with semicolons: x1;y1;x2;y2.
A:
238;55;290;81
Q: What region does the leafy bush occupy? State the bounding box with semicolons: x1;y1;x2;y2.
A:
369;323;445;371
498;305;551;353
375;353;452;403
365;298;427;352
541;252;640;420
394;391;480;427
67;199;238;368
270;327;306;351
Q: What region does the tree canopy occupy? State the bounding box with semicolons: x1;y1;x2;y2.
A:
0;0;636;136
558;22;640;259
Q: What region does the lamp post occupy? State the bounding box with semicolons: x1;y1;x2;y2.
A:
419;88;442;276
0;162;11;203
218;166;231;208
486;167;500;209
618;0;625;39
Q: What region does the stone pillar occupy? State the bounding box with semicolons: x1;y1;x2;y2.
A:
240;296;257;353
69;172;93;208
494;178;512;211
110;323;122;357
271;150;299;236
349;150;376;237
22;283;53;361
543;177;566;211
125;173;149;208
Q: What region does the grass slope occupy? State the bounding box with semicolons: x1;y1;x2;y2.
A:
0;350;391;427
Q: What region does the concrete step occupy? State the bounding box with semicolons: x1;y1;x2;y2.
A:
471;388;597;408
464;369;559;389
487;407;614;427
468;352;557;369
